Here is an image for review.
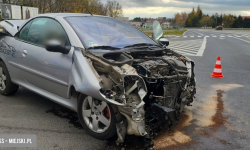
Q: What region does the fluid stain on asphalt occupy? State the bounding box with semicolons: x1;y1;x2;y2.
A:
199;90;225;137
106;110;194;150
196;99;217;127
196;89;226;128
210;90;226;130
46;107;83;129
151;89;226;149
154;111;194;150
106;135;150;150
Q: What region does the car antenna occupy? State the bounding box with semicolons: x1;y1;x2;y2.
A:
83;5;93;16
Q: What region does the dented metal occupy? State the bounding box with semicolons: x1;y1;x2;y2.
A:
81;48;196;143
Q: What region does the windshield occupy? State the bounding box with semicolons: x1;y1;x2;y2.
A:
64;16;158;49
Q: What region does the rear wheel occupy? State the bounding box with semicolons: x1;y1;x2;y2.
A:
0;62;19;95
78;94;117;140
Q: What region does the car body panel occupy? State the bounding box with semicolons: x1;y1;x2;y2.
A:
69;48;126;106
11;41;73;98
9;70;78;111
0;20;27;36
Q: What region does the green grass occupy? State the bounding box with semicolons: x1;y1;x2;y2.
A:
140;28;181;31
163;30;187;35
144;29;187;36
162;28;180;31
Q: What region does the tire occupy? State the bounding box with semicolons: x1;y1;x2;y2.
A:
0;61;19;95
78;94;117;140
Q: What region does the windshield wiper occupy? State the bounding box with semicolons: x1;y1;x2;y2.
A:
88;46;121;50
124;43;161;48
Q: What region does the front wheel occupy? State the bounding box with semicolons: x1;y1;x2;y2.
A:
0;62;19;95
78;95;117;140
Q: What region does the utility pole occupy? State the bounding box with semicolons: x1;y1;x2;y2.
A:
215;13;218;27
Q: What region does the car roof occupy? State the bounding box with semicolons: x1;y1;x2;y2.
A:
36;13;108;18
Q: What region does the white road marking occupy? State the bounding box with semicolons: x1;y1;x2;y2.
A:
198;36;202;37
196;37;207;56
190;36;194;37
183;36;187;38
193;31;204;36
231;36;250;44
213;36;217;37
169;39;205;56
234;35;241;37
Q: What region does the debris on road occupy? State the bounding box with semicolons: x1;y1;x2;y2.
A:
46;107;83;129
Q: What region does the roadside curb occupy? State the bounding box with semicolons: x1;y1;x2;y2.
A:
182;30;187;35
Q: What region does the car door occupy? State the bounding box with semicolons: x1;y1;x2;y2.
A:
12;17;73;98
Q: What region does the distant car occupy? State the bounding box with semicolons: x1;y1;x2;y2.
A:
216;26;223;30
0;14;196;143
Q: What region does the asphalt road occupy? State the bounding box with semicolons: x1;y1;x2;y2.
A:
1;29;250;150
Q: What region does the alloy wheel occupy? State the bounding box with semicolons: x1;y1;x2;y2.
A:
82;96;111;133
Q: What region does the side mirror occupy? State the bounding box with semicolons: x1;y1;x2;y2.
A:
45;40;71;54
159;38;169;46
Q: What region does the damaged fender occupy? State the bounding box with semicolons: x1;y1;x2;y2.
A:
68;48;148;141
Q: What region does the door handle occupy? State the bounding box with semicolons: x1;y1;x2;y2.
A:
22;50;27;58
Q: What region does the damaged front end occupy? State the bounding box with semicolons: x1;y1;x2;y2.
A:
82;46;196;143
83;51;148;143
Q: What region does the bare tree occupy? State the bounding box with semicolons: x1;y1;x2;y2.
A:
105;0;123;17
2;0;116;16
174;11;188;27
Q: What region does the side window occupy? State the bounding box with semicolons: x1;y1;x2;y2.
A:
19;18;69;47
26;18;47;45
18;21;33;41
40;18;70;46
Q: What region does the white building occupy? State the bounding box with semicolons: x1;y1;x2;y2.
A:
162;22;171;28
129;22;142;28
115;17;129;23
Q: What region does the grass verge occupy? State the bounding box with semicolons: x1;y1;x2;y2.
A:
144;29;187;36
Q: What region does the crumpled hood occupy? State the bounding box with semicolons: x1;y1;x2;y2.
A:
0;20;27;36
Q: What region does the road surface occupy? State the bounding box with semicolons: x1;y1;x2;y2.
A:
0;29;250;150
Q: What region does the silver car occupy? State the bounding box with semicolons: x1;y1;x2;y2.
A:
0;13;196;143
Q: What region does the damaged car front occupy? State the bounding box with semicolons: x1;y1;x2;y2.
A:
65;17;196;143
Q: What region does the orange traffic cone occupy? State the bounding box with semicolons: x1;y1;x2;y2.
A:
211;56;224;78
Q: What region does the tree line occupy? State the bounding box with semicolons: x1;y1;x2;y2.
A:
174;6;250;28
1;0;123;18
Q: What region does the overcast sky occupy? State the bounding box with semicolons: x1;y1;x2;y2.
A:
102;0;250;19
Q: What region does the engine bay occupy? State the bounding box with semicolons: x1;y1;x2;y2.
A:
82;48;196;143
